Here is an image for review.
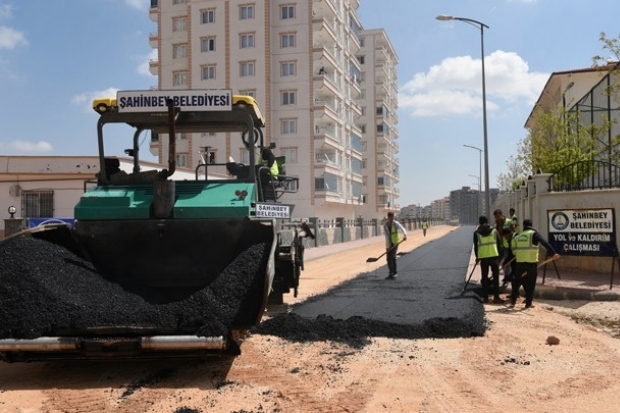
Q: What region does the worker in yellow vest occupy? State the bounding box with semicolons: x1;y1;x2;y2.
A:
422;220;428;237
383;211;407;280
473;215;504;304
509;208;520;233
510;219;560;309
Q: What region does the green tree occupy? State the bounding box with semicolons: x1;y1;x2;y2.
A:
524;105;599;174
496;151;528;191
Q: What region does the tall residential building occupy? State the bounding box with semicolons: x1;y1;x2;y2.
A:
449;186;478;225
147;0;398;220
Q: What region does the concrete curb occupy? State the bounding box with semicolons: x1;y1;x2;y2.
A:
501;285;620;302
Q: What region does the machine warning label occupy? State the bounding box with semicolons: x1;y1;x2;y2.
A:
255;203;291;218
117;90;233;112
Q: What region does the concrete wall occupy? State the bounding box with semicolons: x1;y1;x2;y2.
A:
494;173;620;274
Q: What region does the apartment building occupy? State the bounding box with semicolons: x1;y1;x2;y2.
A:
147;0;398;220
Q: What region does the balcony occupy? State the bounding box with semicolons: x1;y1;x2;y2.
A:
313;73;339;97
312;0;337;21
313;99;341;124
149;2;159;22
312;18;338;47
148;32;159;49
313;46;339;71
149;58;159;76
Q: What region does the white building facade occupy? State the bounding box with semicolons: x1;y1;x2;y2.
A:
147;0;399;220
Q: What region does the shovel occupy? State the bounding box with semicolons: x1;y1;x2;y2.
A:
366;240;404;263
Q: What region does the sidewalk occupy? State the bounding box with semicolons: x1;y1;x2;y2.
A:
303;226;620;302
464;251;620;302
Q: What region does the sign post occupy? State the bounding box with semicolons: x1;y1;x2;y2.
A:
548;208;618;289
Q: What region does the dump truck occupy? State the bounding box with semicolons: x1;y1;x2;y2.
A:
0;89;306;362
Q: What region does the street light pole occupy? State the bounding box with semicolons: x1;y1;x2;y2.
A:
438;14;491;218
463;144;482;217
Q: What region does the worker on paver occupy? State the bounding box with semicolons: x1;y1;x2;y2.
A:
383;212;407;280
474;215;504;303
510;219;560;309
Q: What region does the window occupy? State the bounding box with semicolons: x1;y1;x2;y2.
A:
357;55;365;64
240;5;254;19
360;124;366;134
282;148;297;164
201;9;215;24
280;5;294;19
280;61;296;76
359;38;365;47
238;89;256;97
281;33;295;48
203;149;216;164
172;43;186;59
240;33;255;48
21;190;54;218
281;90;295;105
173;0;186;4
281;119;296;134
201;65;216;80
173;71;187;86
176;153;188;168
201;37;215;52
240;61;255;77
172;16;186;31
176;133;187;140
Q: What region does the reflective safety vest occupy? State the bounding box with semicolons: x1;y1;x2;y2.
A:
502;218;512;248
511;214;520;233
258;154;279;176
476;229;500;259
389;223;400;245
422;221;428;229
511;229;538;263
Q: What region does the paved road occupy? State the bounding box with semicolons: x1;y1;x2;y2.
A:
292;226;484;327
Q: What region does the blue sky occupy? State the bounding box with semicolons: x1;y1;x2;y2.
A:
0;0;619;207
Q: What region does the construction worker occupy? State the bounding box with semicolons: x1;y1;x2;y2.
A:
509;207;520;233
510;219;560;309
383;212;407;280
257;144;279;177
494;209;513;286
422;220;428;237
473;215;503;303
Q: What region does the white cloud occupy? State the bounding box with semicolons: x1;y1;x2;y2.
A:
72;87;119;113
400;50;548;117
0;25;27;49
137;49;157;77
0;4;12;20
7;140;53;153
124;0;148;10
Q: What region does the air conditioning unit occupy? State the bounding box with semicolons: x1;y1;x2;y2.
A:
9;185;21;197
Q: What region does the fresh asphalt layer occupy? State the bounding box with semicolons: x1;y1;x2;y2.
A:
291;226;484;326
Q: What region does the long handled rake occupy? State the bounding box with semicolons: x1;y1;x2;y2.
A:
521;256;559;277
461;260;479;295
366;240;404;263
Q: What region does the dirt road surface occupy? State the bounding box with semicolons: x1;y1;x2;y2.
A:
1;225;620;413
